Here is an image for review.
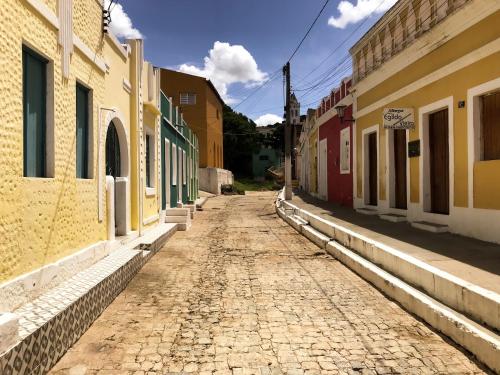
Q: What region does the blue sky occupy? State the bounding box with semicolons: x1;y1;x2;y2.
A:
111;0;395;125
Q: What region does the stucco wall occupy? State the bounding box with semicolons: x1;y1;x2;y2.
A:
356;8;500;209
318;106;353;207
0;0;107;283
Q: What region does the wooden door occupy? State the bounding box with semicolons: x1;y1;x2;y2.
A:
429;109;449;214
394;129;407;209
368;133;378;206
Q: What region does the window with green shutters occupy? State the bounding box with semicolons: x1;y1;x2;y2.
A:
23;46;47;177
76;83;90;178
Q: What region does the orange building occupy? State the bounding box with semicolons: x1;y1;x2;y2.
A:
160;69;224;168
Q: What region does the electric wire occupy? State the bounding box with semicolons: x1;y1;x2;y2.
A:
288;0;332;62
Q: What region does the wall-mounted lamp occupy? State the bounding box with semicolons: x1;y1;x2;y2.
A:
335;105;355;123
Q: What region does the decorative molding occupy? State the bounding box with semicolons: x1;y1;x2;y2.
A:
143;213;159;225
356;37;500;118
123;78;132;94
25;0;59;29
73;34;106;73
105;33;128;59
353;0;499;94
58;0;73;79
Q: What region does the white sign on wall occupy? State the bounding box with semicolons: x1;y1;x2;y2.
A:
383;108;415;129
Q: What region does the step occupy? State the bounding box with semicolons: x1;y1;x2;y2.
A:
0;221;180;373
279;200;500;331
165;208;190;216
355;207;379;215
275;196;500;372
0;247;145;373
301;225;331;249
412;221;449;233
165;216;189;224
379;213;407;222
326;240;500;373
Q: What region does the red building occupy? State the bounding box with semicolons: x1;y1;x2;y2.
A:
316;78;353;207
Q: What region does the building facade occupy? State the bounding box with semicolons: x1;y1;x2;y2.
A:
316;79;354;206
0;1;200;371
160;69;224;169
350;0;500;242
160;92;199;209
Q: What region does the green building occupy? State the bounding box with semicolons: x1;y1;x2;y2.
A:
160;91;199;209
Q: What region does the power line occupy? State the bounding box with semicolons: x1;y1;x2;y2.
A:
288;0;332;62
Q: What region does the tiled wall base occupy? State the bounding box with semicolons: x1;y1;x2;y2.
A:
0;224;177;374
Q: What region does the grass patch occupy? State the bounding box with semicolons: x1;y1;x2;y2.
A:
233;178;281;193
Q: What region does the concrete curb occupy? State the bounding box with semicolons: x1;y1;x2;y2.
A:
279;200;500;332
275;193;500;373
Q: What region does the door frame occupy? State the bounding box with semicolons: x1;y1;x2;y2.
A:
386;128;409;211
419;96;454;221
163;138;171;209
318;138;328;200
362;124;380;207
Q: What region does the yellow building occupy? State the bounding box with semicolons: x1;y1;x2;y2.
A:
351;0;500;243
0;0;162;308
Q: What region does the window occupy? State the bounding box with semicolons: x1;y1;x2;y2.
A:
180;93;196;105
145;133;153;187
172;144;177;185
340;127;351;174
481;91;500;160
76;83;90;178
23;46;48;177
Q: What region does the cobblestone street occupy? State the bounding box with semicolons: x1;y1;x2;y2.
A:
51;192;486;375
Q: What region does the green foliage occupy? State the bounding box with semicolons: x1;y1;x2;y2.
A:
223;105;260;177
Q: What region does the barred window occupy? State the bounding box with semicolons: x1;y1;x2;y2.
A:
180;93;196;105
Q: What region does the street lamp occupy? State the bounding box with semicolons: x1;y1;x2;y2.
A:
335;104;355;123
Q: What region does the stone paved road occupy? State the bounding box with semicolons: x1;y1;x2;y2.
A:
51;192;487;375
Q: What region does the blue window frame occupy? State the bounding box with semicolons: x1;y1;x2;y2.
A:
76;83;90;178
23;46;47;177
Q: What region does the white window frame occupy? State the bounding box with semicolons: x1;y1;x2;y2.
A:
172;144;177;185
339;127;351;174
467;77;500;208
144;126;156;195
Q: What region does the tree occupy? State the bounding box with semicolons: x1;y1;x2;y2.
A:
223;105;260;177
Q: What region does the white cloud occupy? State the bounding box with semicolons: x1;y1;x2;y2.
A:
328;0;397;29
254;114;283;127
179;41;268;103
105;0;142;39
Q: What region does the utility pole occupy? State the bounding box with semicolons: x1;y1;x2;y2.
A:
283;62;292;200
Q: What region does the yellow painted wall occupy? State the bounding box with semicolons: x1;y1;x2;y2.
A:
355;12;500;209
0;0;106;282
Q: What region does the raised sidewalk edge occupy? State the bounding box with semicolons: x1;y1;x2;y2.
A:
275;194;500;373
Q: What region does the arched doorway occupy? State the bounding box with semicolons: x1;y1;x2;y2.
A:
106;122;121;178
104;119;129;237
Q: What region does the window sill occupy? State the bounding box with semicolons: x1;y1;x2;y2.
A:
145;187;156;196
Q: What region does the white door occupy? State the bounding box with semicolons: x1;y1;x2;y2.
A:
318;138;328;200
